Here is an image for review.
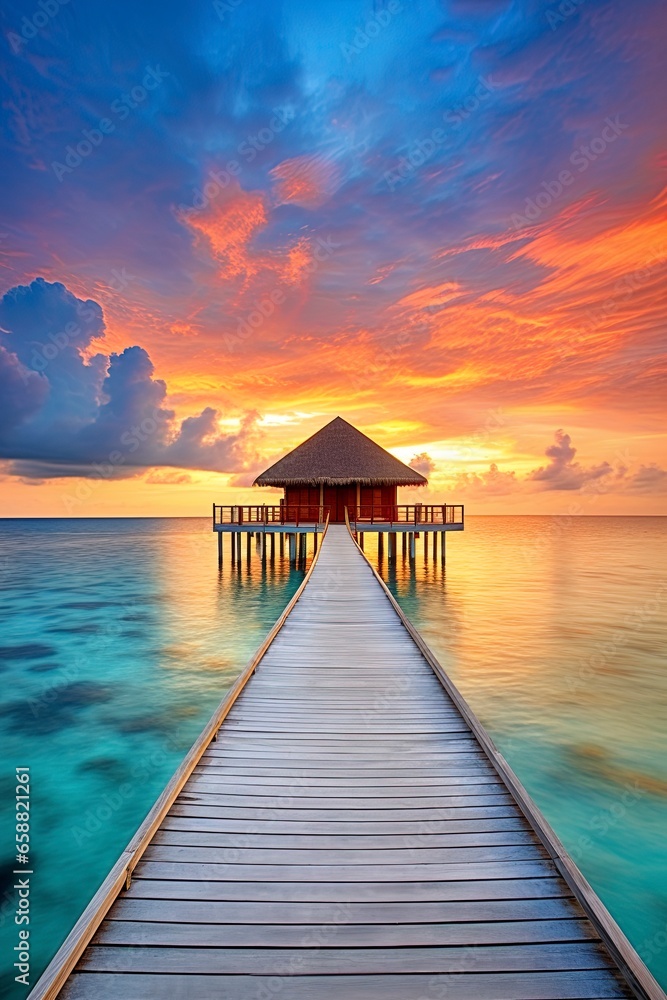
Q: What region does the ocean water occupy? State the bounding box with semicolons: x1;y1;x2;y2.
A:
0;518;311;999
0;516;665;995
369;516;667;988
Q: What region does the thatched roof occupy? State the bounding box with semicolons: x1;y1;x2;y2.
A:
253;417;428;488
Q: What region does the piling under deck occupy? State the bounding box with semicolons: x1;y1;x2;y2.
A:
32;525;663;999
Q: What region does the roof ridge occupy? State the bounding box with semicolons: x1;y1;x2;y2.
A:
253;417;427;488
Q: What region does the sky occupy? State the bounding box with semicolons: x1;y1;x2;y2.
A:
0;0;665;516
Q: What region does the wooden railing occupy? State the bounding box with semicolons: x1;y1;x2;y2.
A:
348;504;464;526
213;505;329;527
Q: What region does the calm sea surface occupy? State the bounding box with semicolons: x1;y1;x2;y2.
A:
0;516;665;995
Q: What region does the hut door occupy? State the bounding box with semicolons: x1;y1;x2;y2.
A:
323;486;356;523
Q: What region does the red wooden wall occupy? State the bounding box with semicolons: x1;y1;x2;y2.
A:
283;484;397;522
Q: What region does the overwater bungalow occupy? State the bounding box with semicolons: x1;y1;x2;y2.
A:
254;415;429;522
213;416;464;564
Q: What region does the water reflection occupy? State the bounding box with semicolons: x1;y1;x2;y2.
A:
369;516;667;986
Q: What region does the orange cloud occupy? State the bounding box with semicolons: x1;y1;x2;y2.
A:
270;154;340;208
181;181;314;290
182;185;268;280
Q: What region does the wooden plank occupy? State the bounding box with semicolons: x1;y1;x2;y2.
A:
79;941;614;974
197;756;493;768
126;876;568;903
211;735;477;746
187;777;505;795
142;843;547;866
108;895;586;924
203;747;487;760
163;813;530;835
191;769;499;785
134;859;557;883
60;970;632;1000
95;917;598;947
229;693;461;723
234;698;457;707
177;789;513;809
168;803;523;822
225;719;465;727
192;769;499;782
221;728;474;737
233;710;462;718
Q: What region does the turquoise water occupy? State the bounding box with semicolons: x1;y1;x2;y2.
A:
0;516;665;995
0;518;309;999
370;516;667;988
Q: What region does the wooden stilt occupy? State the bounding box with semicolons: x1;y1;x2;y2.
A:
313;532;318;554
409;532;415;560
231;533;236;561
378;533;384;559
246;533;251;563
432;532;438;560
270;533;275;560
359;532;364;551
402;532;407;556
280;533;284;557
441;530;446;564
261;532;267;563
424;532;428;558
217;531;223;568
288;533;296;565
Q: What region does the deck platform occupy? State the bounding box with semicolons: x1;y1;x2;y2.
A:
31;525;664;999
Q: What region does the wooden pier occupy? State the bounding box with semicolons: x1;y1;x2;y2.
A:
30;523;665;999
212;502;464;567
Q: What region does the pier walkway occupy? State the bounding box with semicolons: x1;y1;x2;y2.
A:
32;525;663;999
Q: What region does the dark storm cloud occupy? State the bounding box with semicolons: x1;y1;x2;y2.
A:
0;278;256;478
